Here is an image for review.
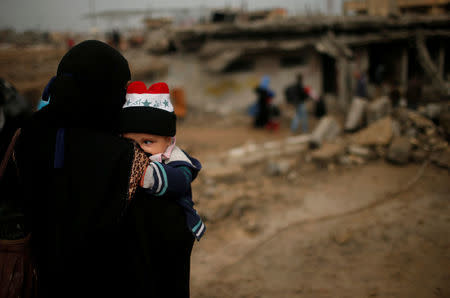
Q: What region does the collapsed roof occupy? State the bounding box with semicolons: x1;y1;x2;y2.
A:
171;15;450;73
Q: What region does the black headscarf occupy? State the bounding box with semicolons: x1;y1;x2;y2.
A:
44;40;130;132
15;40;135;298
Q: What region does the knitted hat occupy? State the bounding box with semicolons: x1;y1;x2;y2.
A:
119;81;176;136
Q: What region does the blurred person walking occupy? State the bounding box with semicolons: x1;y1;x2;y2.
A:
253;75;276;129
285;74;309;133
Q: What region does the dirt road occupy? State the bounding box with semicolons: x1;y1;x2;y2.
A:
185;121;450;297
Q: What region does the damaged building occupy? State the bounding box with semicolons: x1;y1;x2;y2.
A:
168;13;450;110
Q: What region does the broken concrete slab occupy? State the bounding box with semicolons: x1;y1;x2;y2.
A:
285;134;312;145
310;143;346;164
310;116;342;147
367;96;392;124
423;103;442;121
351;116;394;146
226;137;309;166
203;164;243;181
266;160;293;176
347;145;375;160
408;110;436;130
430;147;450;169
345;97;368;132
392;119;402;137
282;143;309;156
386;136;412;165
338;154;366;166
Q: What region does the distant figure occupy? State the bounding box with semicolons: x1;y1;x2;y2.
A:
354;71;368;99
406;75;423;110
67;37;75;49
285;74;309;133
253;75;276;129
112;29;121;49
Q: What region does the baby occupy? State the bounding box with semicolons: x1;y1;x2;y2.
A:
119;81;205;240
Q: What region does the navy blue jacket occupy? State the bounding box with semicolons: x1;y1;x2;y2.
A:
140;146;205;240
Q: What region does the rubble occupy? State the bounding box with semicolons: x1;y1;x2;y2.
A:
206;104;448;173
430;148;450;169
397;110;448;153
266;160;293;176
310;143;346;165
350;116;394;146
310;116;342;147
407;110;436;130
423;103;442;121
367;96;392;124
347;145;375;160
392;119;402;137
345;97;368;131
386;137;412;164
203;164;243;181
225;137;310;166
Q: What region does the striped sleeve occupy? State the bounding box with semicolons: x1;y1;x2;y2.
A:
141;161;192;197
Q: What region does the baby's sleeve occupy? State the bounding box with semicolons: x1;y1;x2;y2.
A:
140;161;194;197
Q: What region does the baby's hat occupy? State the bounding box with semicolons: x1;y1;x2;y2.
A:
119;81;176;136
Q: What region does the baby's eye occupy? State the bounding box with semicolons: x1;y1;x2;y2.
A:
143;140;153;145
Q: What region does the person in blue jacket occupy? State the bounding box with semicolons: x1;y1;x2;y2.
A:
119;81;204;297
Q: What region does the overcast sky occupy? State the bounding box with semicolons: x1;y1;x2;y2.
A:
0;0;343;32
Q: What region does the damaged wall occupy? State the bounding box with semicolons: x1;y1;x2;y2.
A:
166;14;450;111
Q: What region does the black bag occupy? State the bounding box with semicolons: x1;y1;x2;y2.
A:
0;129;37;298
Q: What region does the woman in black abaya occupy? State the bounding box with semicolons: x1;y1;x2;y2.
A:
14;40;195;298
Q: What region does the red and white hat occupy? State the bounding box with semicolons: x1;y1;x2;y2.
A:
119;81;176;136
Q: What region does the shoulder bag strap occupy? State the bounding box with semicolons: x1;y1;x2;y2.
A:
0;128;21;180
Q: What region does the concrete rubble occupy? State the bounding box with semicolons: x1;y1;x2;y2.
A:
198;104;449;224
202;105;448;186
347;145;376;160
344;97;368;131
350;116;394;146
310;116;342;147
430;147;450;169
266;159;294;176
367;96;392;124
310;143;346;165
225;135;311;166
386;137;412;164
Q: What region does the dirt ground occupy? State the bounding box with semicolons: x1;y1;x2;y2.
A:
2;46;449;298
177;115;450;298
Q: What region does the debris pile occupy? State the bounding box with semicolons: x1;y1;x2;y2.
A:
190;101;450;226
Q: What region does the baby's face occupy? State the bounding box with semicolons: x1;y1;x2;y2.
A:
123;132;171;155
